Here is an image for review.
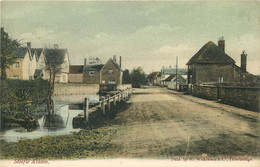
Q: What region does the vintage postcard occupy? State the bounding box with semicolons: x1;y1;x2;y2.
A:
0;0;259;167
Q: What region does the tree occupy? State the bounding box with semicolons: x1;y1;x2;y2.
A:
44;48;64;114
123;69;131;84
130;66;146;88
0;27;21;80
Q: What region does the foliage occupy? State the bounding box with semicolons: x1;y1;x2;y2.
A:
130;66;146;88
122;69;131;84
0;28;21;80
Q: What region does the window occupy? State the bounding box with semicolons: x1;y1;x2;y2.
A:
108;70;113;74
108;80;116;84
13;62;19;68
29;76;33;80
62;75;66;82
13;75;19;79
89;71;95;76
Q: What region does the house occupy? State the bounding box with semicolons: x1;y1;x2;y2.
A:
41;46;70;83
165;74;186;90
68;65;84;83
83;64;104;84
6;42;37;80
100;56;123;85
186;37;258;85
147;71;159;85
160;67;187;86
6;42;70;82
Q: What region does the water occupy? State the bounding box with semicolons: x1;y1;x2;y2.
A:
0;95;99;142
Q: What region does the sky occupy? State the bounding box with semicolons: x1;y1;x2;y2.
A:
1;1;260;74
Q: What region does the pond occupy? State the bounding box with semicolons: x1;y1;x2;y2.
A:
0;95;100;142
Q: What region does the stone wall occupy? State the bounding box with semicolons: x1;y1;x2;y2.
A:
220;87;259;111
53;83;99;96
192;85;218;100
192;85;260;111
68;74;83;83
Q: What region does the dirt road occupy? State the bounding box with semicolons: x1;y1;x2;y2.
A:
107;86;259;158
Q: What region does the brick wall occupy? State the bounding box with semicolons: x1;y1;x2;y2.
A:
53;83;99;95
191;64;234;84
192;85;218;100
83;70;101;84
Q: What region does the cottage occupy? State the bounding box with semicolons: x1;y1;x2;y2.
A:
100;56;123;85
165;74;186;90
147;71;159;85
6;43;70;82
186;37;258;85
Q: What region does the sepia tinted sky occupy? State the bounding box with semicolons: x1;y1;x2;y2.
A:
1;1;260;74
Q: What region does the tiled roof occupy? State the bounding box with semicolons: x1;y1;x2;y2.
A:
13;47;28;59
83;64;104;71
31;48;43;61
148;71;159;79
69;65;84;74
186;41;235;65
164;74;176;82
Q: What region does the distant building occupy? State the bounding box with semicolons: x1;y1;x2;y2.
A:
165;74;186;90
147;71;160;85
186;37;258;85
100;56;123;85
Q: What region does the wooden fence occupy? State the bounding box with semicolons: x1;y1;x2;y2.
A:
79;88;132;123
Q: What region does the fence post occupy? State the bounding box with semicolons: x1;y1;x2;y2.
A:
102;98;106;115
107;95;111;111
113;95;117;106
84;98;89;123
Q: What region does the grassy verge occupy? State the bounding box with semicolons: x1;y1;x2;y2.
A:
0;127;118;159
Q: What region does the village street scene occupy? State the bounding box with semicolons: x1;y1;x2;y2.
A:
0;1;259;166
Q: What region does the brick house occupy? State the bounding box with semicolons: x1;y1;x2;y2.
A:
187;37;258;85
100;57;123;85
83;64;104;84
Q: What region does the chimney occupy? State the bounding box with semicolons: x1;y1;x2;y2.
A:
218;36;225;53
113;55;117;62
27;42;31;48
119;56;122;68
241;50;247;72
84;58;87;66
54;44;59;49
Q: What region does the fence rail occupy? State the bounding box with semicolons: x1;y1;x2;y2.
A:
80;88;133;123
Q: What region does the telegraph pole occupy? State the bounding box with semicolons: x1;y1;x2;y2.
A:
176;56;178;90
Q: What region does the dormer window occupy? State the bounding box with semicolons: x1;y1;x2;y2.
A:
109;70;113;74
